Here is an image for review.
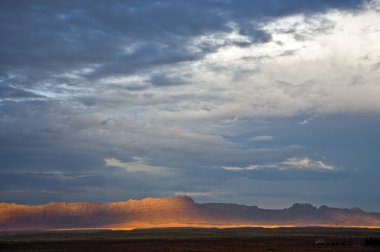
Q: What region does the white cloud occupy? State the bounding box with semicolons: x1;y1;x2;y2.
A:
104;157;170;175
223;157;335;172
281;157;334;170
137;5;380;125
223;165;261;171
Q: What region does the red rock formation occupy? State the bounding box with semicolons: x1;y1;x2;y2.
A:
1;196;380;231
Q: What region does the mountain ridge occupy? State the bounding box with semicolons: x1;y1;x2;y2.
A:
1;196;380;231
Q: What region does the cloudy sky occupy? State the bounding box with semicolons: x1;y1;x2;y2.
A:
1;0;380;211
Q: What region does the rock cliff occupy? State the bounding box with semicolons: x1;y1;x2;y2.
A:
1;196;380;231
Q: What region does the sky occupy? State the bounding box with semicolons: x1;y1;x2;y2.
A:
1;0;380;211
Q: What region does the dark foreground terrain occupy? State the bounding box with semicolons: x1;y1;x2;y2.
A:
1;227;380;252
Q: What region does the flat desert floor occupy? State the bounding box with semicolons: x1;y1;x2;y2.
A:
0;227;379;252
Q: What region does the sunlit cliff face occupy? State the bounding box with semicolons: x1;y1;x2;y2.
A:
0;196;205;231
1;196;380;231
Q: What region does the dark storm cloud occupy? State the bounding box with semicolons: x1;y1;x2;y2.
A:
0;0;363;84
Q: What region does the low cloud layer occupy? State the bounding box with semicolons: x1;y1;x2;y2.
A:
105;157;170;175
223;157;334;171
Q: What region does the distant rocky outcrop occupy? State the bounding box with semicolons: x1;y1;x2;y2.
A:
1;196;380;231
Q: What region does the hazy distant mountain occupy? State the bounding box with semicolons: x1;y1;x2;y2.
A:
1;196;380;231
